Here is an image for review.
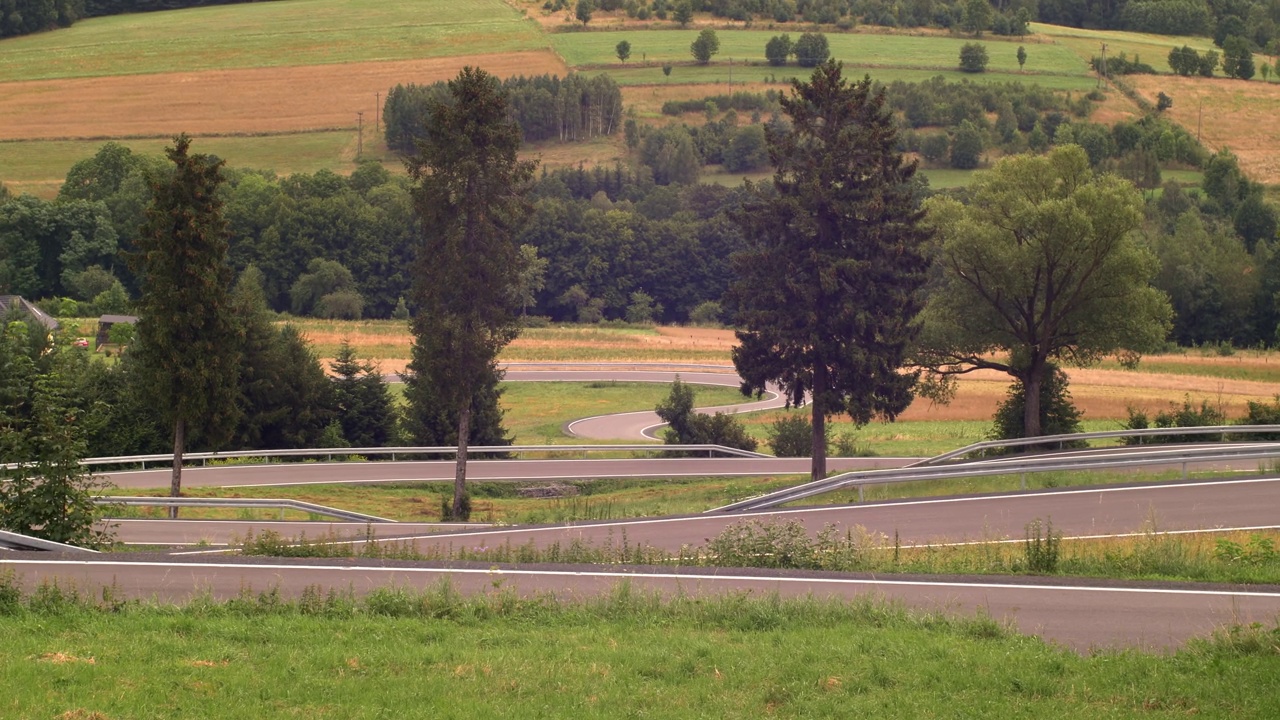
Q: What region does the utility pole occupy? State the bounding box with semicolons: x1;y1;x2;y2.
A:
357;111;364;160
728;57;732;89
375;92;380;134
1197;97;1203;142
1098;42;1107;88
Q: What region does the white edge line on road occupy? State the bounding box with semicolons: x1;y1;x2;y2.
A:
5;558;1280;599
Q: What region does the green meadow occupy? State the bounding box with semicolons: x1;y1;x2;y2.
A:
0;0;545;81
556;29;1091;76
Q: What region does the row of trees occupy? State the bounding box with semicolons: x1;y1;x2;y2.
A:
602;0;1270;42
383;74;623;154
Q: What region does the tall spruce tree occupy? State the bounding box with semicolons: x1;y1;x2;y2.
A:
730;61;932;482
405;67;535;520
130;135;240;509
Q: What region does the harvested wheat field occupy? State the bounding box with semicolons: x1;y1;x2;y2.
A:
0;51;569;141
1128;74;1280;184
294;321;1279;422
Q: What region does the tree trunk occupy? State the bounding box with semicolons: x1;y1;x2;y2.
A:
170;417;184;519
810;365;827;483
453;400;471;521
1022;360;1046;439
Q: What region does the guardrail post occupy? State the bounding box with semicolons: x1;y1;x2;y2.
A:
1182;461;1188;480
1021;474;1027;490
857;485;864;502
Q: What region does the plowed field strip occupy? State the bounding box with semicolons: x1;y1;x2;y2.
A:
0;52;569;141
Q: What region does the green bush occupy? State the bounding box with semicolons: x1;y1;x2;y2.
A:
767;414;814;457
958;42;989;73
1123;396;1225;444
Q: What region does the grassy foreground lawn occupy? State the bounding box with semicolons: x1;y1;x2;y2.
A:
0;0;544;81
2;581;1278;718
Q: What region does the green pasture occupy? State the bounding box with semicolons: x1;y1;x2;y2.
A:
0;0;545;82
1033;22;1218;73
608;60;1096;89
557;29;1090;76
7;582;1279;719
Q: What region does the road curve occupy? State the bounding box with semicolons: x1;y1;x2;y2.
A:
107;475;1280;547
502;368;785;440
4;553;1277;652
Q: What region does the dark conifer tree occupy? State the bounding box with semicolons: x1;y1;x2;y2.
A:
405;67;535;520
130;135;240;508
730;61;932;482
330;340;395;448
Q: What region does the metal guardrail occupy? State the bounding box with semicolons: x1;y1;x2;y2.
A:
97;497;394;522
912;425;1280;467
712;441;1280;513
0;529;99;553
0;443;771;472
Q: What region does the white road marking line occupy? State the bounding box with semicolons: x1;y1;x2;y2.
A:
5;558;1280;598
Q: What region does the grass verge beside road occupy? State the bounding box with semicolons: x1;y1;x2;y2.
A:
3;577;1278;717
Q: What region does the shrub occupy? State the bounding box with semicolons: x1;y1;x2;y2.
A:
958;42;989;72
1123;396;1226;444
688;300;722;325
767;414;814;457
656;378;758;452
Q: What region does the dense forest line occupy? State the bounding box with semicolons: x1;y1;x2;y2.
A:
383;74;624;154
2;69;1279;345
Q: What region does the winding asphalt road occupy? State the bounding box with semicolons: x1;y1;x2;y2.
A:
6;365;1280;652
504;369;785;440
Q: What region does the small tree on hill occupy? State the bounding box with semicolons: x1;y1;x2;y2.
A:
961;0;992;36
1222;36;1255;79
674;0;693;27
766;33;793;66
959;43;989;72
793;32;829;68
575;0;593;25
616;39;631;63
1016;45;1027;71
691;29;720;64
662;63;673;81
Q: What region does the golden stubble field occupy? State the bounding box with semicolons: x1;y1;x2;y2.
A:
0;51;568;141
294;321;1280;422
1128;74;1280;184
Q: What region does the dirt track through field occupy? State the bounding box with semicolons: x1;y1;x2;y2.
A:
0;51;568;141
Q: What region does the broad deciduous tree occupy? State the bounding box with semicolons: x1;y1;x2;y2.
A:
730;61;932;482
691;29;719;64
130;135;241;509
916;145;1172;438
405;67;535;520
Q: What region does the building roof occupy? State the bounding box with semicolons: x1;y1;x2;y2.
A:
0;295;60;331
98;314;139;325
